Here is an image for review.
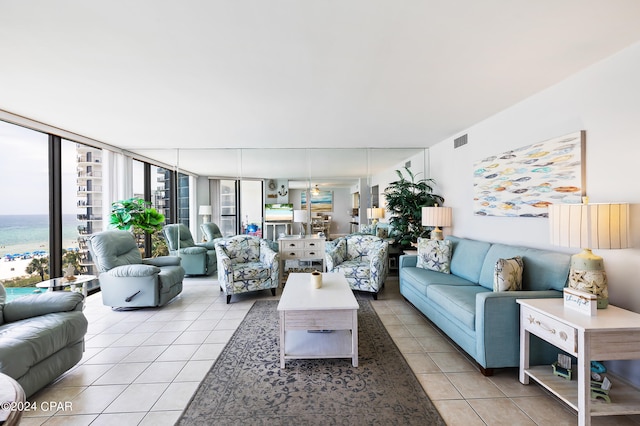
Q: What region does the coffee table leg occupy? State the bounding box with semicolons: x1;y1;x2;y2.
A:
279;311;286;368
352;310;358;367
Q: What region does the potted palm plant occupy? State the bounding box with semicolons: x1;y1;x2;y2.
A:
110;197;166;256
383;167;444;248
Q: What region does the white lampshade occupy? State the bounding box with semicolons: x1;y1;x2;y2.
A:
548;201;629;309
198;205;212;216
549;203;630;250
367;208;385;220
422;206;452;227
293;209;308;223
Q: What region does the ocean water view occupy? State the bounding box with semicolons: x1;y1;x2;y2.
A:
0;214;81;257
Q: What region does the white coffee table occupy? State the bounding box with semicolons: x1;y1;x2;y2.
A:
277;272;359;368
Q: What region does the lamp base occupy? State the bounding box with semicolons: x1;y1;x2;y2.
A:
568;249;608;309
430;227;444;240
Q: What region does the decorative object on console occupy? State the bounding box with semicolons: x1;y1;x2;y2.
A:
367;207;385;226
198;205;212;223
421;204;452;240
473;131;585;217
549;198;630;308
293;209;308;237
552;353;573;380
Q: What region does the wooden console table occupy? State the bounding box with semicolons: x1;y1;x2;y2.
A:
518;298;640;426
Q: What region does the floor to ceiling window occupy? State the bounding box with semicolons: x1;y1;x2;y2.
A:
0;121;50;299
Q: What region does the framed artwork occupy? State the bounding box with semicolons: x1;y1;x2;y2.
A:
473;131;585;217
301;190;333;212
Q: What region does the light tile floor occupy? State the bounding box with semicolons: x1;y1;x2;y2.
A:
19;275;640;425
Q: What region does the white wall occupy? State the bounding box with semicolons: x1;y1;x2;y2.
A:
428;41;640;383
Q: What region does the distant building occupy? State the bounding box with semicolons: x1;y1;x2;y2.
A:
76;144;102;278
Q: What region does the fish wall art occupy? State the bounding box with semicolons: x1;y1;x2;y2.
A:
473;131;585;217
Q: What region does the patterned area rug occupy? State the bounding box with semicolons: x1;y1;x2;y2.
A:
178;299;444;425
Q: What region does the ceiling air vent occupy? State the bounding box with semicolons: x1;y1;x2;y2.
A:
454;134;468;149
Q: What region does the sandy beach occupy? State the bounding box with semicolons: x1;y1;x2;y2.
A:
0;239;79;281
0;258;33;280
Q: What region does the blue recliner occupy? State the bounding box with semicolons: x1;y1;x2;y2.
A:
163;224;217;276
201;222;223;243
87;230;185;308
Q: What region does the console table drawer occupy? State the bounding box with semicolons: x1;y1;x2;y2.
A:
304;241;323;250
282;241;304;250
521;305;577;355
281;249;304;260
304;249;322;258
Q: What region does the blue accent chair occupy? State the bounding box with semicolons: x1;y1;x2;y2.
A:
325;234;389;299
87;230;185;308
214;235;279;304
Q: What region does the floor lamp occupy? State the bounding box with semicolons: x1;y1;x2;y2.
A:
549;200;630;309
199;205;212;223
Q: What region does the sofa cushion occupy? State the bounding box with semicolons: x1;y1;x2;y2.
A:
446;236;492;284
401;267;476;296
417;238;452;273
478;243;570;291
494;257;524;292
0;311;88;380
427;284;491;331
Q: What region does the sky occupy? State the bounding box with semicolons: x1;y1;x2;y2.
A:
0;120;79;215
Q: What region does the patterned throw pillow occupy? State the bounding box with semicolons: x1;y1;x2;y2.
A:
493;257;524;292
416;238;452;274
376;227;388;239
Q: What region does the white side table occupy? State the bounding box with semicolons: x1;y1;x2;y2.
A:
518;298;640;426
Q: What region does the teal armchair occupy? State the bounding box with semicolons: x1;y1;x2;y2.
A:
87;230;185;308
163;224;216;276
201;222;223;243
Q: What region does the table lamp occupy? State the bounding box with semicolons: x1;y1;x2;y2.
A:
367;207;385;226
293;209;308;237
549;199;629;308
198;205;212;223
421;204;452;240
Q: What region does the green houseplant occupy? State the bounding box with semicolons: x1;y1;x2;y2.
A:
110;198;166;256
383;167;444;247
110;197;165;234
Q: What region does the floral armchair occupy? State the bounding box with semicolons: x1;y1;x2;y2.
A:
325;234;389;299
214;235;279;304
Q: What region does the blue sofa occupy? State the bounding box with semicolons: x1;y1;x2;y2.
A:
399;236;571;373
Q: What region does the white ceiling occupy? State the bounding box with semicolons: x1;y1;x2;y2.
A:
2;1;640;178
